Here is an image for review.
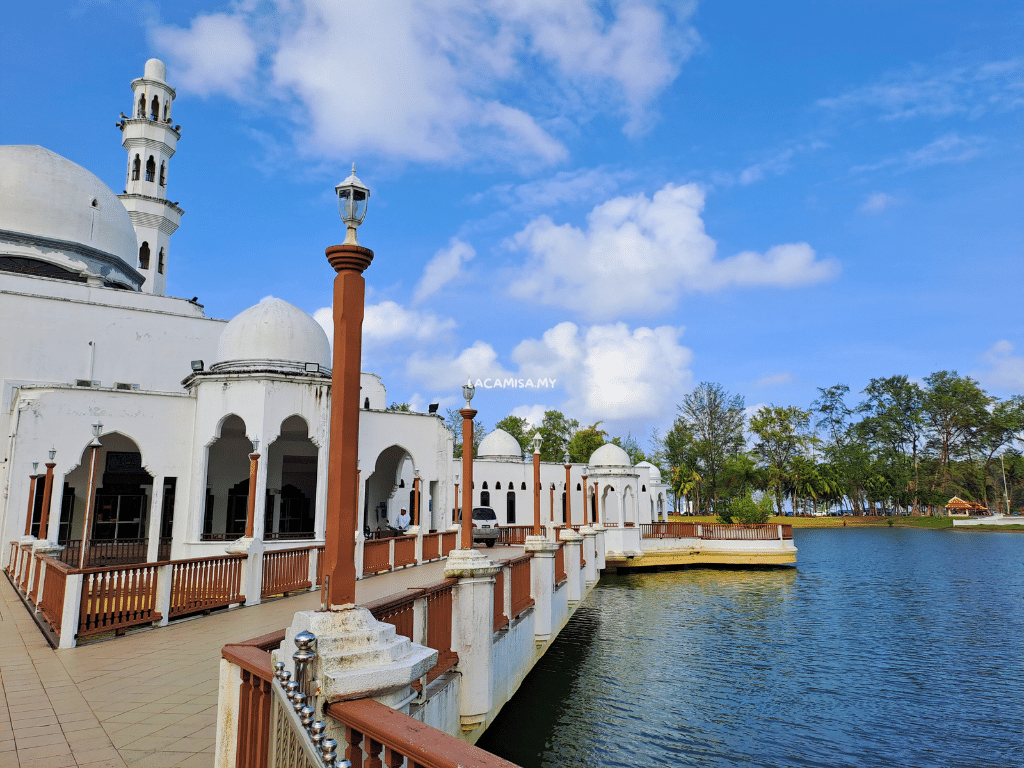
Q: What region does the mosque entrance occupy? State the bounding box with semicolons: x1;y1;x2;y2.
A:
363;445;414;538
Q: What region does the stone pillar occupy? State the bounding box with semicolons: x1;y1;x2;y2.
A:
580;525;597;586
591;523;607;571
23;474;38;537
444;548;498;734
225;536;264;606
532;448;542;535
245;453;260;539
525;535;558;642
38;462;56;543
559;528;583;604
563;461;572;527
146;477;165;563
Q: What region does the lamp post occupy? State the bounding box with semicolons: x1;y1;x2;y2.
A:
23;462;39;537
323;165;372;609
563;451;572;528
79;425;103;568
453;472;459;527
413;469;421;528
531;432;542;535
581;472;589;525
460;380;477;550
38;449;56;541
245;436;260;539
592;480;600;526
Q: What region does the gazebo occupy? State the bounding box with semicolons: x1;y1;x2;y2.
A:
944;496;990;516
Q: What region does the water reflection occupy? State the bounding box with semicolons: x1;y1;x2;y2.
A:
478;529;1024;768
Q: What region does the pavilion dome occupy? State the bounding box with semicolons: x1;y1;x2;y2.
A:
478;428;524;460
0;145;143;289
635;461;662;482
589;443;632;467
212;298;332;375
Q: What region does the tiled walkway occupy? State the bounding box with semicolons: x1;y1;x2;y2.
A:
0;545;523;768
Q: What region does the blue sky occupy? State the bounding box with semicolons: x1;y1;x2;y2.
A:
2;1;1022;445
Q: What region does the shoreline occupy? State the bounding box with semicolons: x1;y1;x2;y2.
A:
668;513;1024;532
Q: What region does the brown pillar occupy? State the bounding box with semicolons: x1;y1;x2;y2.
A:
593;481;601;525
581;474;588;525
532;452;541;535
324;243;374;608
460;408;477;550
23;475;38;537
549;485;554;523
564;462;572;527
78;448;101;569
245;452;260;539
38;462;56;541
413;476;420;527
453;483;459;526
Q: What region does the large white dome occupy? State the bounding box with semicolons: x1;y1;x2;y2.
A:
478;428;524;460
0;146;142;289
589;443;632;467
213;298;332;374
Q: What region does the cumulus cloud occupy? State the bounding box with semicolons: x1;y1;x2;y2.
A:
404;320;693;423
975;340;1024;391
859;192;901;214
313;302;456;348
151;1;696;165
508;182;839;321
476;166;636;212
755;372;793;387
412;239;476;304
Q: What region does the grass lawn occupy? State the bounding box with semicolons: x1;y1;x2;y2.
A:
667;514;956;529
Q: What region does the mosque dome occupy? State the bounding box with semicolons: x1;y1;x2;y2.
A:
143;58;167;82
478;428;525;460
212;298;332;375
589;443;632;467
635;461;661;482
0;145;143;289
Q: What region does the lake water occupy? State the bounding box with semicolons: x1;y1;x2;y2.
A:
478;528;1024;767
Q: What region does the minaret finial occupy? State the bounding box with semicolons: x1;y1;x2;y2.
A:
351;162;356;175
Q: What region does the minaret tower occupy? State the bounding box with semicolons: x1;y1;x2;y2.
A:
117;58;183;296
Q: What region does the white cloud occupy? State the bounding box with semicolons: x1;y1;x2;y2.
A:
510;405;545;432
151;1;696;166
412;239;475;305
150;13;258;99
313;302;456;348
508;183;839;321
976;340;1024;391
859;192;901;214
755;372;793;388
851;133;985;175
404;320;693;423
477;166;635;211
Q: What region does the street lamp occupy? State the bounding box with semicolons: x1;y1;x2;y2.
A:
462;378;476;408
563;451;572;527
90;421;103;447
336;164;369;246
531;432;543;535
459;379;478;549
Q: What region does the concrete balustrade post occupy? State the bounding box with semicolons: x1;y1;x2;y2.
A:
444;548;499;735
559;528;584;604
580;526;598;586
58;573;83;649
225;538;264;606
155;562;174;626
354;531;365;578
215;658;242;768
525;535;558;642
591;524;607;571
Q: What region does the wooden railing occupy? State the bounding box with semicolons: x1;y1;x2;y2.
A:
498;525;534;545
366;591;416;642
440;531;457;558
394;536;416;568
506;555;534;619
701;523;786;540
315;545;325;583
57;538;150;567
493;568;507;632
38;557;71;635
222;629;285;768
18;544;32;592
326;698;520;768
363;539;391;574
641;522;698;539
263;530;315;541
261;547;312;598
781;525;793;540
29;555;43;602
422;532;441;561
554;544;566;585
78;562;162;637
170;555;246;618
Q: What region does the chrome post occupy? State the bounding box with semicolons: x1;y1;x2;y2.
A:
300;705;315;730
310;721;326;753
293;629;317;696
321;738;338;767
292;691;307;715
273;661;286;681
285;680;299;703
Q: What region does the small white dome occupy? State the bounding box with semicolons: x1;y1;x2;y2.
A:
144;58;167;82
478;428;524;459
589;443;632;467
635;461;661;482
213;298;332;375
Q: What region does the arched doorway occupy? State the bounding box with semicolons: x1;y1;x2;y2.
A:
264;415;318;540
363;445;414;537
602;486;620;527
202;415;257;541
623;485;636;526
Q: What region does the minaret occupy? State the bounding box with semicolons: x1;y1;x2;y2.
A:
117;58;183;296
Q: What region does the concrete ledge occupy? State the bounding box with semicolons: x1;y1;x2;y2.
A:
606;549;798;570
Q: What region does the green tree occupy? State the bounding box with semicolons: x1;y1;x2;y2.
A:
676;382;746;513
494;415;534;453
387;401;411;412
610;433;646;464
723;490;774;525
922;371;991;498
857;375;926;513
748;404;815;515
445;408;486;459
568;422;607;463
538;410;579;462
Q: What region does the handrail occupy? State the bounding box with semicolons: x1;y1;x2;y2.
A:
326;698;521;768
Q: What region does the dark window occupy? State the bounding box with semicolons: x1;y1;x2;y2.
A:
521;482;526;490
145;156;156;182
482;481;488;490
138;242;150;271
507;490;516;524
132;155;141;181
364;398;370;409
577;482;581;491
495;481;501;490
137;94;146;118
561;492;567;523
480;490;490;507
163;99;169;121
150;95;160;120
157;249;165;274
159;162;166;186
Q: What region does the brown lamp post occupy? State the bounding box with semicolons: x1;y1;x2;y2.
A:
549;483;554;525
413;469;421;528
459;380;477;550
453;472;459;527
323;165;372;609
79;424;103;569
38;450;56;540
23;462;39;537
245;437;260;539
592;480;600;525
563;451;572;528
531;432;542;535
581;472;588;525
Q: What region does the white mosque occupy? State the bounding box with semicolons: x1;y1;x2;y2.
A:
0;59;669;575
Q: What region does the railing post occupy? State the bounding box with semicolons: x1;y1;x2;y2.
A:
154;562;174;627
591;523;606;571
226;538;264;606
443;549;499;736
559;529;584;604
215;656;243;768
354;532;365;579
58;573;83;649
524;535;558;642
580;526;597;586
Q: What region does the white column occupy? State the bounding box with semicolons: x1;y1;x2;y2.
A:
580;525;597;586
146;477;165;562
559;528;583;604
525;535;558;642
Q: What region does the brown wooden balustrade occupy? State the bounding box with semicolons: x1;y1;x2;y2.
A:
18;544;32;592
38;557;71;635
422;531;442;561
493;568;508;632
365;591;416;641
781;525;793;539
641;522;699;539
440;531;457;557
553;525;583;537
326;698;520;768
362;539;392;574
701;523;787;540
29;556;43;602
170;555;246;618
222;629;286;768
393;535;416;568
78;562;162;637
58;538;150;567
261;547;312;598
506;555;534;619
554;543;567;585
498;525;534;545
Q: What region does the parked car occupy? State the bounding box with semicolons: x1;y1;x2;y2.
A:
472;507;500;547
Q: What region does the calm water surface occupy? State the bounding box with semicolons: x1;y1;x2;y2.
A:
478;529;1024;767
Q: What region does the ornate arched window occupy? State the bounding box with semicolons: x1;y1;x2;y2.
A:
480;490;490;507
145;156;156;182
507;490;516;524
137;94;146;118
138;242;150;270
159;162;166;186
163;99;170;121
363;398;370;409
495;482;501;490
150;95;160;120
132;155;141;181
157;249;165;274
